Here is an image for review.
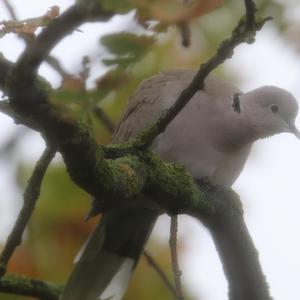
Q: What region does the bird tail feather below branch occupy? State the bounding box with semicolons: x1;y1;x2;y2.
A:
60;204;157;300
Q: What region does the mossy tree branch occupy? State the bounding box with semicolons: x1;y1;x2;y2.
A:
0;146;56;277
199;185;272;300
0;273;62;300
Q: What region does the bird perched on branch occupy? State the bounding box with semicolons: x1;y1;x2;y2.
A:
61;69;299;300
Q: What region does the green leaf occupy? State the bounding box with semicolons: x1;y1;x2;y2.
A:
100;0;134;13
102;56;137;68
100;33;155;68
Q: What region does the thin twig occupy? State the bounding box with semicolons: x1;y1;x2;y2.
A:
143;251;177;297
244;0;256;29
45;55;70;78
178;22;191;48
177;0;191;47
3;0;17;20
93;106;115;133
0;55;13;91
0;146;56;277
0;273;62;300
0;5;59;38
169;216;184;300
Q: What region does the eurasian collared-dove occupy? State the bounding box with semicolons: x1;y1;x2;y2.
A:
61;70;299;300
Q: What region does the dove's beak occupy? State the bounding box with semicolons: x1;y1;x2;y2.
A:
288;124;300;139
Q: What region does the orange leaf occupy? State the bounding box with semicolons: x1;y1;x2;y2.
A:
62;76;85;92
0;5;60;38
134;0;223;24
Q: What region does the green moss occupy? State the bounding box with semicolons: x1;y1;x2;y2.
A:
93;145;214;217
108;155;147;199
143;152;213;215
0;273;63;299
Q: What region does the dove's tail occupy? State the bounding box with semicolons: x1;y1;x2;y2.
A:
60;203;157;300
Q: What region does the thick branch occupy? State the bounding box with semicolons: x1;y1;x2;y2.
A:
0;273;62;300
0;147;56;276
196;185;272;300
0;99;42;130
0;2;119;201
0;54;12;91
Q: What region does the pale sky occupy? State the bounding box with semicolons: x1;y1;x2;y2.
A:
1;1;300;300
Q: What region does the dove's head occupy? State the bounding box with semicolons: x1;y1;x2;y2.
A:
242;86;299;139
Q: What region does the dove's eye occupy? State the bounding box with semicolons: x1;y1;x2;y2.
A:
270;104;279;113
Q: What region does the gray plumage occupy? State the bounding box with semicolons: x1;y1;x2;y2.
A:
61;69;299;300
114;69;299;186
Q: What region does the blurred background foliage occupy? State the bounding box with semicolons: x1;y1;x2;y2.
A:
0;0;299;299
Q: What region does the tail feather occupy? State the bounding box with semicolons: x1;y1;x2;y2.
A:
100;258;134;300
61;204;157;300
